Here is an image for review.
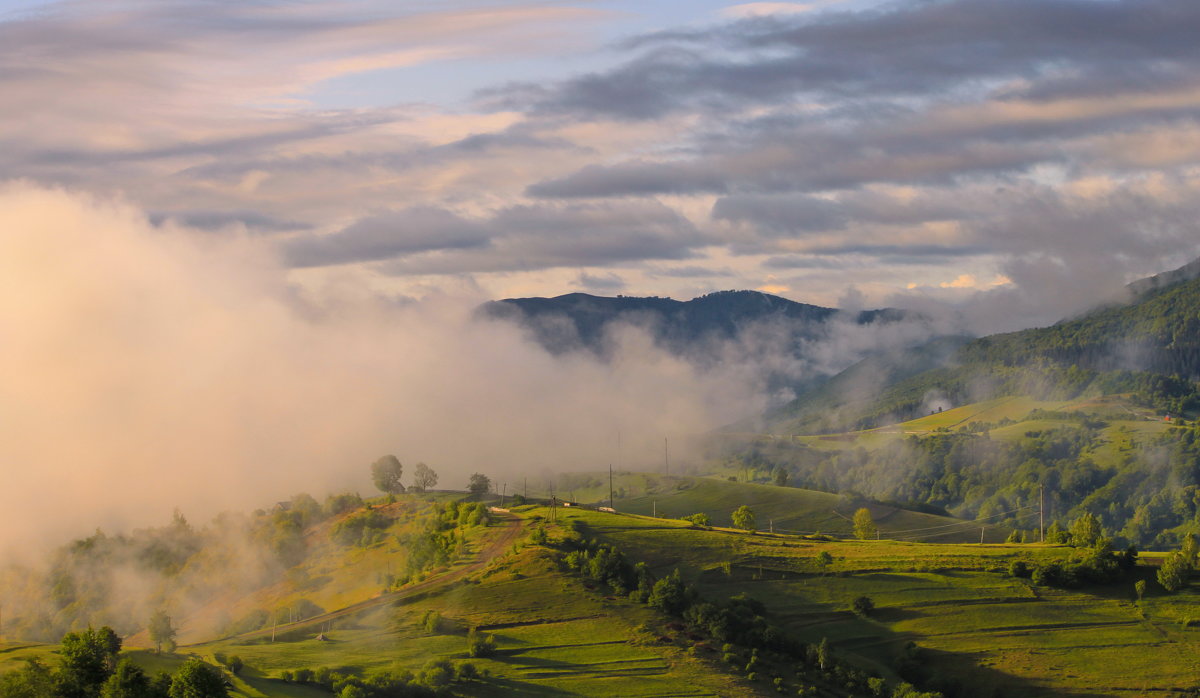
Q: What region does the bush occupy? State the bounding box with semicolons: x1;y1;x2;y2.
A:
1008;560;1030;578
851;596;875;617
467;627;497;658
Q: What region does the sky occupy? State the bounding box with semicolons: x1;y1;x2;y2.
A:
6;0;1200;331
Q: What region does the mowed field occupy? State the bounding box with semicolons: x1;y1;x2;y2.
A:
556;507;1200;697
197;538;760;697
569;475;1012;544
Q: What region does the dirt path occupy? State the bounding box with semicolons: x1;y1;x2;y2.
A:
204;513;523;645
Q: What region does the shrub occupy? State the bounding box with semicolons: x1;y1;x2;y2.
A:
1008;560;1030;578
467;627;497;658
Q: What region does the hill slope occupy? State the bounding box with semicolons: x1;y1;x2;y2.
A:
767;259;1200;435
481;290;909;354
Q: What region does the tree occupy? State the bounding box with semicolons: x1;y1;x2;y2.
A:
816;637;831;671
147;610;176;654
370;455;404;495
731;505;756;533
58;627;122;698
851;596;875;617
1158;551;1191;592
815;550;833;573
467;473;491;496
772;467;789;487
1068;512;1102;548
682;513;710;527
100;659;152;698
1135;579;1147;601
412;462;438;492
852;508;877;540
168;659;228;698
466;627;496;658
648;569;692;615
0;658;56;698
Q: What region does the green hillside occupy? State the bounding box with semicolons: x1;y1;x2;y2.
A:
714;392;1200;550
766;267;1200;437
560;507;1200;697
6;491;1200;697
562;475;1011;544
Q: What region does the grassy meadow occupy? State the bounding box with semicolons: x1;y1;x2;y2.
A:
554;506;1200;697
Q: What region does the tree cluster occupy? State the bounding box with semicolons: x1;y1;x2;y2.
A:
280;659;481;697
0;627;228;698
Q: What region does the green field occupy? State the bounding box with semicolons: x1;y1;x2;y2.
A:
555;507;1200;697
572;476;1012;544
8;483;1200;697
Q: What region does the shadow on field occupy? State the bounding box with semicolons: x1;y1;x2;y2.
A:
869;606;926;622
911;647;1113;698
456;675;573;696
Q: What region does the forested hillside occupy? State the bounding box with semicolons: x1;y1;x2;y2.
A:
768;264;1200;435
481;290;911;356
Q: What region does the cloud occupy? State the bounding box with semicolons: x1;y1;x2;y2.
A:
284;207;492;268
3;0;1200;323
0;183;764;556
575;270;627;292
372;201;708;274
518;0;1200;121
721;2;843;19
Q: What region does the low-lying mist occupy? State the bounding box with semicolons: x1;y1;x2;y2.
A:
0;182;776;559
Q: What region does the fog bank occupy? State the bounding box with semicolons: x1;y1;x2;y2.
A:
0;183;765;556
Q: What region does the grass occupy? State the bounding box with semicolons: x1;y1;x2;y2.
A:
197;540;760;697
571;475;1011;544
556;507;1200;697
11;478;1199;696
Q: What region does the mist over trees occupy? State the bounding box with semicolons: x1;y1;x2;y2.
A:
720;421;1200;549
371;455;405;495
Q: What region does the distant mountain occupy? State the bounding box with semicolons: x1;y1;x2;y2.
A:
481;290;909;357
766;258;1200;434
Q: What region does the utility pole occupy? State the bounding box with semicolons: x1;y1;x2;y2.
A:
653;501;656;517
524;477;528;500
1039;484;1045;543
770;518;774;534
501;483;506;508
980;526;986;545
609;463;614;510
664;437;670;476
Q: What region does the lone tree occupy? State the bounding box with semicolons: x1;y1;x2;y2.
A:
851;595;875;617
412;462;438;492
815;550;834;573
731;505;756;533
468;473;491;496
371;455;405;495
148;609;177;654
853;507;877;540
